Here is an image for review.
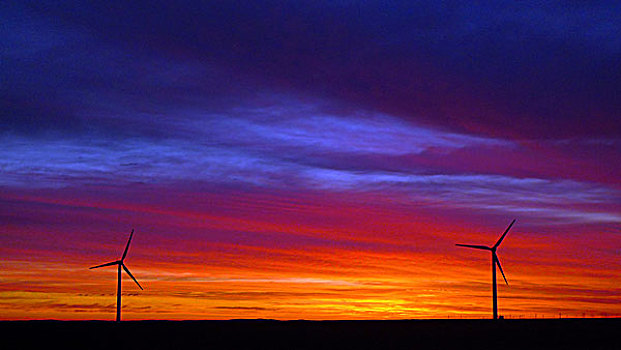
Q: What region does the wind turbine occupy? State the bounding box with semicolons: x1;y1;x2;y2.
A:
90;228;143;322
456;219;515;320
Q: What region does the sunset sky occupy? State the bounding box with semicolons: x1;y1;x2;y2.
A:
1;1;620;320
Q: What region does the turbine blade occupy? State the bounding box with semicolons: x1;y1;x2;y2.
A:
456;244;491;250
89;261;119;269
121;229;135;261
122;263;143;290
495;254;509;286
494;219;516;248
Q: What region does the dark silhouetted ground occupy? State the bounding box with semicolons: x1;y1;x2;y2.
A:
2;318;619;349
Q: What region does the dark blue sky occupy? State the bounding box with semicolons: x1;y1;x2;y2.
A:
3;1;620;139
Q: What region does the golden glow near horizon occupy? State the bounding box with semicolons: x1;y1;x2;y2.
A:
1;209;619;320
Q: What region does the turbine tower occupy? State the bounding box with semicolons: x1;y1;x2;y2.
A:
90;228;143;322
456;219;515;320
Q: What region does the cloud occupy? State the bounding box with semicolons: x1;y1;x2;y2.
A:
147;276;361;286
0;108;504;188
214;306;277;311
1;104;619;224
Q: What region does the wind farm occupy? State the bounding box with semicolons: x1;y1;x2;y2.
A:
1;0;620;349
0;218;607;350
